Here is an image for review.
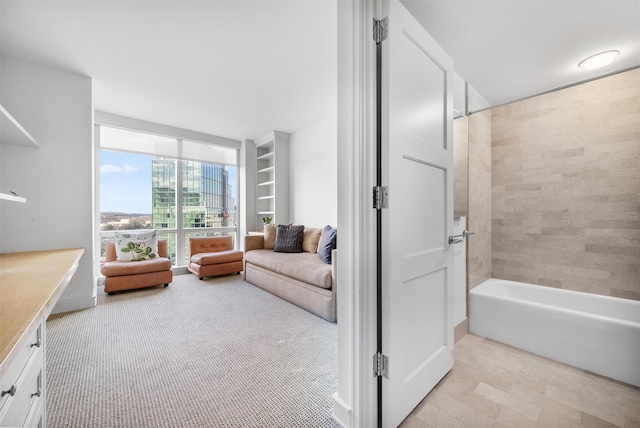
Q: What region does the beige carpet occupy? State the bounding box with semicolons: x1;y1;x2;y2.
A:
46;273;339;427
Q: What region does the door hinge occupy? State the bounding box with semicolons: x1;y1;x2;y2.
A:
373;352;389;379
373;186;389;209
373;17;388;44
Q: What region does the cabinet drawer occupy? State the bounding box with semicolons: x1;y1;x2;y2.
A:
0;349;43;427
23;392;43;428
0;322;42;414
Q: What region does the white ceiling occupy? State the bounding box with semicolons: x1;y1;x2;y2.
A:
401;0;640;109
0;0;337;141
1;1;638;140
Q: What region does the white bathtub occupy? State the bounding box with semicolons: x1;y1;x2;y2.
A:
469;278;640;387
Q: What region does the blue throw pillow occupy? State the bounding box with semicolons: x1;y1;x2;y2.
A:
318;225;337;264
274;224;304;253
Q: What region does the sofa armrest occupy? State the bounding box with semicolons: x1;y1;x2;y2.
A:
331;249;338;292
245;235;264;252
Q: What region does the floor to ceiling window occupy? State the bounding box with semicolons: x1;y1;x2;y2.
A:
98;123;238;266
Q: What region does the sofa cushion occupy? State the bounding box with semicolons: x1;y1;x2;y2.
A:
318;225;337;264
114;230;158;262
244;249;332;289
263;224;276;249
302;228;322;253
274;224;304;253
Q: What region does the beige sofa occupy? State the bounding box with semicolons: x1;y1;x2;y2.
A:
244;234;337;322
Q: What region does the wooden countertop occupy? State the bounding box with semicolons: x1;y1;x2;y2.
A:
0;248;84;378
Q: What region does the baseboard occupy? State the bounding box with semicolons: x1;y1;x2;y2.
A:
454;317;469;343
331;392;351;428
50;295;97;316
172;266;189;275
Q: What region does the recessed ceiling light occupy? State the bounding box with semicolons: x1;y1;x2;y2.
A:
578;50;620;70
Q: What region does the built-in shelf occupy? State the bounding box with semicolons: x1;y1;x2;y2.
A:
257;166;275;174
254;130;290;226
0;192;27;203
0;104;39;148
257;151;274;161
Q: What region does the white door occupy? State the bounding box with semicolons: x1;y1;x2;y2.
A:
380;0;455;426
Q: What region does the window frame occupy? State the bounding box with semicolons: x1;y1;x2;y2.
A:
95;112;241;268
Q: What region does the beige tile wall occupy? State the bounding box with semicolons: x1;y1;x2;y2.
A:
491;69;640;300
468;110;492;290
454;116;469;216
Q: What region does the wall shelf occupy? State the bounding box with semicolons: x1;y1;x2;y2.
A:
257;151;274;161
257;166;275;174
0;192;26;203
0;104;39;148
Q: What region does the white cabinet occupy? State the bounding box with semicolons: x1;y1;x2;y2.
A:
254;131;290;226
0;321;44;428
0;248;84;428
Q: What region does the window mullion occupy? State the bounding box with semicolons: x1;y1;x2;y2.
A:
176;140;185;266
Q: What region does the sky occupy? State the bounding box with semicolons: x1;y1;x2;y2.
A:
100;150;238;214
100;150;153;213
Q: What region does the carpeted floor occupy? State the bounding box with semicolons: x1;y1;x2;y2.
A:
46;273;340;427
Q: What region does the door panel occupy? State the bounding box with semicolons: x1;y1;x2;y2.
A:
398;32;446;150
399;269;446;379
398;159;445;255
380;0;454;426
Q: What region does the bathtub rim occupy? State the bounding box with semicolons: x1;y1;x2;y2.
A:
471;278;640;327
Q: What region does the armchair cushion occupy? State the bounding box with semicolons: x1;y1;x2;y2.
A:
101;257;172;277
191;250;243;265
189;236;233;255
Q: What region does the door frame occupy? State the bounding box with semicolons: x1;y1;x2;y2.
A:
332;0;379;427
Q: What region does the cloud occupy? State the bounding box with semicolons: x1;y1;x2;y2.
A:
101;163;141;174
100;164;122;173
122;164;140;173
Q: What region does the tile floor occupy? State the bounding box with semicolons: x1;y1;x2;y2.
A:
399;334;640;428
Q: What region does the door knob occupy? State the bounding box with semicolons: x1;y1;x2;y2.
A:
448;230;475;245
2;385;16;397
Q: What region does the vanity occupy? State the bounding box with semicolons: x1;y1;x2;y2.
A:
0;248;84;427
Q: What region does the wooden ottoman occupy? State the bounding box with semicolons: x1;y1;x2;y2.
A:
188;236;243;280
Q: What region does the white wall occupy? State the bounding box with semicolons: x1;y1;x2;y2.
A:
453;71;466;115
0;55;95;313
288;115;337;227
